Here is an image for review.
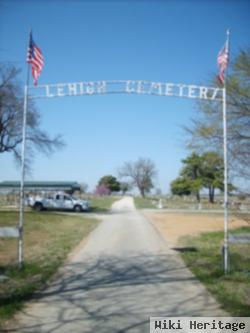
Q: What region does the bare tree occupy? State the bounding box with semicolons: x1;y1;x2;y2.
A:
0;64;64;171
119;157;157;197
185;48;250;190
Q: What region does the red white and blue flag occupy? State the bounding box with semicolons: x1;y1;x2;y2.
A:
217;36;229;85
27;33;44;85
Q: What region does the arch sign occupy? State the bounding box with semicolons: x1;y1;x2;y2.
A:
29;80;223;101
18;79;229;275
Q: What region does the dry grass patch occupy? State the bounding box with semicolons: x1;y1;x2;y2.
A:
145;212;249;246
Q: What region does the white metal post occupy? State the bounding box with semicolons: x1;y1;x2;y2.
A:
18;84;29;269
222;29;230;274
222;86;229;274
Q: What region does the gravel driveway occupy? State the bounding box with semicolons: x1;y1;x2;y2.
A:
11;197;226;333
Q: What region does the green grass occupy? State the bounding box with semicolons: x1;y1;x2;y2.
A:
89;195;119;212
0;211;100;327
133;196;158;209
179;226;250;316
133;195;222;210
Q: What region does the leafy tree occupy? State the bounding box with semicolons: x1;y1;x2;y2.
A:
171;153;203;202
185;48;250;186
171;152;232;203
0;64;64;170
170;177;192;196
181;153;203;202
119;157;157;197
201;152;224;203
98;175;120;192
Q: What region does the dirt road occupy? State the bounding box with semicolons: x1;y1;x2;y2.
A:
11;197;226;333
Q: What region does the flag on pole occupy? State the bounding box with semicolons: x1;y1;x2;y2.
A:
217;33;229;85
27;32;44;86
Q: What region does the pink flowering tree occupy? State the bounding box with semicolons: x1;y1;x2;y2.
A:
94;184;111;196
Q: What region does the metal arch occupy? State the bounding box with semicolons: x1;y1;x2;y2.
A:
28;80;224;101
18;78;228;274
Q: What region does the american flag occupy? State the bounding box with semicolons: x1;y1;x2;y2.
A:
27;33;44;85
217;38;229;85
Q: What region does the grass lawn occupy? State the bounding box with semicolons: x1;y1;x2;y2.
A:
133;195;232;210
0;211;100;327
133;196;158;209
179;226;250;316
88;195;119;212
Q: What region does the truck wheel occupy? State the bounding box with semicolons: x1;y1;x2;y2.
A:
74;205;82;212
34;203;43;211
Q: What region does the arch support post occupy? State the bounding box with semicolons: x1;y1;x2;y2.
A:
222;87;229;274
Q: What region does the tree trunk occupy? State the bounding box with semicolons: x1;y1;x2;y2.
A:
140;188;145;198
196;191;200;203
209;186;215;203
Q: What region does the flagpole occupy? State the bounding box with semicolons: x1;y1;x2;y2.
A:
222;29;230;274
18;33;31;269
222;85;229;274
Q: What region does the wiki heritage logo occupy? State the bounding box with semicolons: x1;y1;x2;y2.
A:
150;317;250;333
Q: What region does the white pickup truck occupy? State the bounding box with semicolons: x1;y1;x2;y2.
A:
29;193;90;212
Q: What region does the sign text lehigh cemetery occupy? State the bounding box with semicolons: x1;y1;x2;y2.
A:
30;80;223;101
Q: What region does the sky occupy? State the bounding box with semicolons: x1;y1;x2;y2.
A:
0;0;250;193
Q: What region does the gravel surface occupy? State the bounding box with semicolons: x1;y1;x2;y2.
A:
11;197;227;333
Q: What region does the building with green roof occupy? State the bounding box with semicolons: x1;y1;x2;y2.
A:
0;181;81;193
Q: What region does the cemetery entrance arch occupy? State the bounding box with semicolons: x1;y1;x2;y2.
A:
18;79;229;273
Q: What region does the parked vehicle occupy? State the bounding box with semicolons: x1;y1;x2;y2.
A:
28;192;90;212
